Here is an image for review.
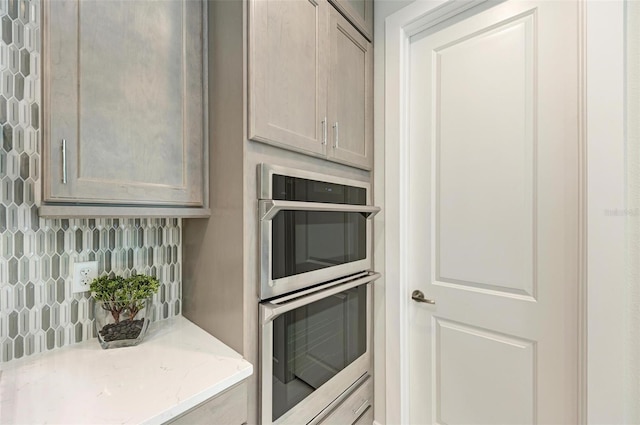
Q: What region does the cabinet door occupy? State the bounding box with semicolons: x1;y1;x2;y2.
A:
328;8;373;170
167;382;248;425
328;0;373;41
249;0;329;157
44;0;205;206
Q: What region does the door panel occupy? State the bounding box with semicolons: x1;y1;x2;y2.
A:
249;0;328;156
328;8;373;169
435;319;535;425
46;0;205;205
435;12;535;299
408;1;579;423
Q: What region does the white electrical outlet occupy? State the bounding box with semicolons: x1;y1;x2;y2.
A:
72;261;98;294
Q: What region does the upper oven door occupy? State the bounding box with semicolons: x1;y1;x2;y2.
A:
259;200;379;300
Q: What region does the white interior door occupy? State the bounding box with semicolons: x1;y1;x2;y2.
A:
407;1;580;423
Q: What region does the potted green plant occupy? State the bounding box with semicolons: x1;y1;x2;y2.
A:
90;273;159;349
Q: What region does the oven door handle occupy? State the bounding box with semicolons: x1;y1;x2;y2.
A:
259;200;381;221
261;272;381;324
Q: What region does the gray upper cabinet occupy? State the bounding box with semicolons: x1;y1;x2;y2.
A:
249;0;328;157
249;0;372;171
328;0;373;41
42;0;208;216
328;7;372;169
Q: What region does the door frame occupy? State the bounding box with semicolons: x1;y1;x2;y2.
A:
382;0;626;423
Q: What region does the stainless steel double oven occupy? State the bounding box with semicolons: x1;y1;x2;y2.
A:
258;164;380;425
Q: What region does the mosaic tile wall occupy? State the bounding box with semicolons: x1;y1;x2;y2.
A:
0;0;182;363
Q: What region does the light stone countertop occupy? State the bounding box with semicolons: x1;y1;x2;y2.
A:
0;316;253;425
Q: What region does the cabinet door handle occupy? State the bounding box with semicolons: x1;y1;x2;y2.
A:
61;139;67;184
333;122;339;148
322;117;327;145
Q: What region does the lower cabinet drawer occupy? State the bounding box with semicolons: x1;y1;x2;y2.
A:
354;406;373;425
166;381;247;425
319;377;373;425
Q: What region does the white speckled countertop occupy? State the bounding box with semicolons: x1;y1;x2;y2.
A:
0;316;253;425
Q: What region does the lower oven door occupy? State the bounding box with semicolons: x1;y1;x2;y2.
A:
260;272;380;425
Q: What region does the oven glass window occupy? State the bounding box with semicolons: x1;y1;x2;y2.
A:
271;211;367;280
271;284;367;421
